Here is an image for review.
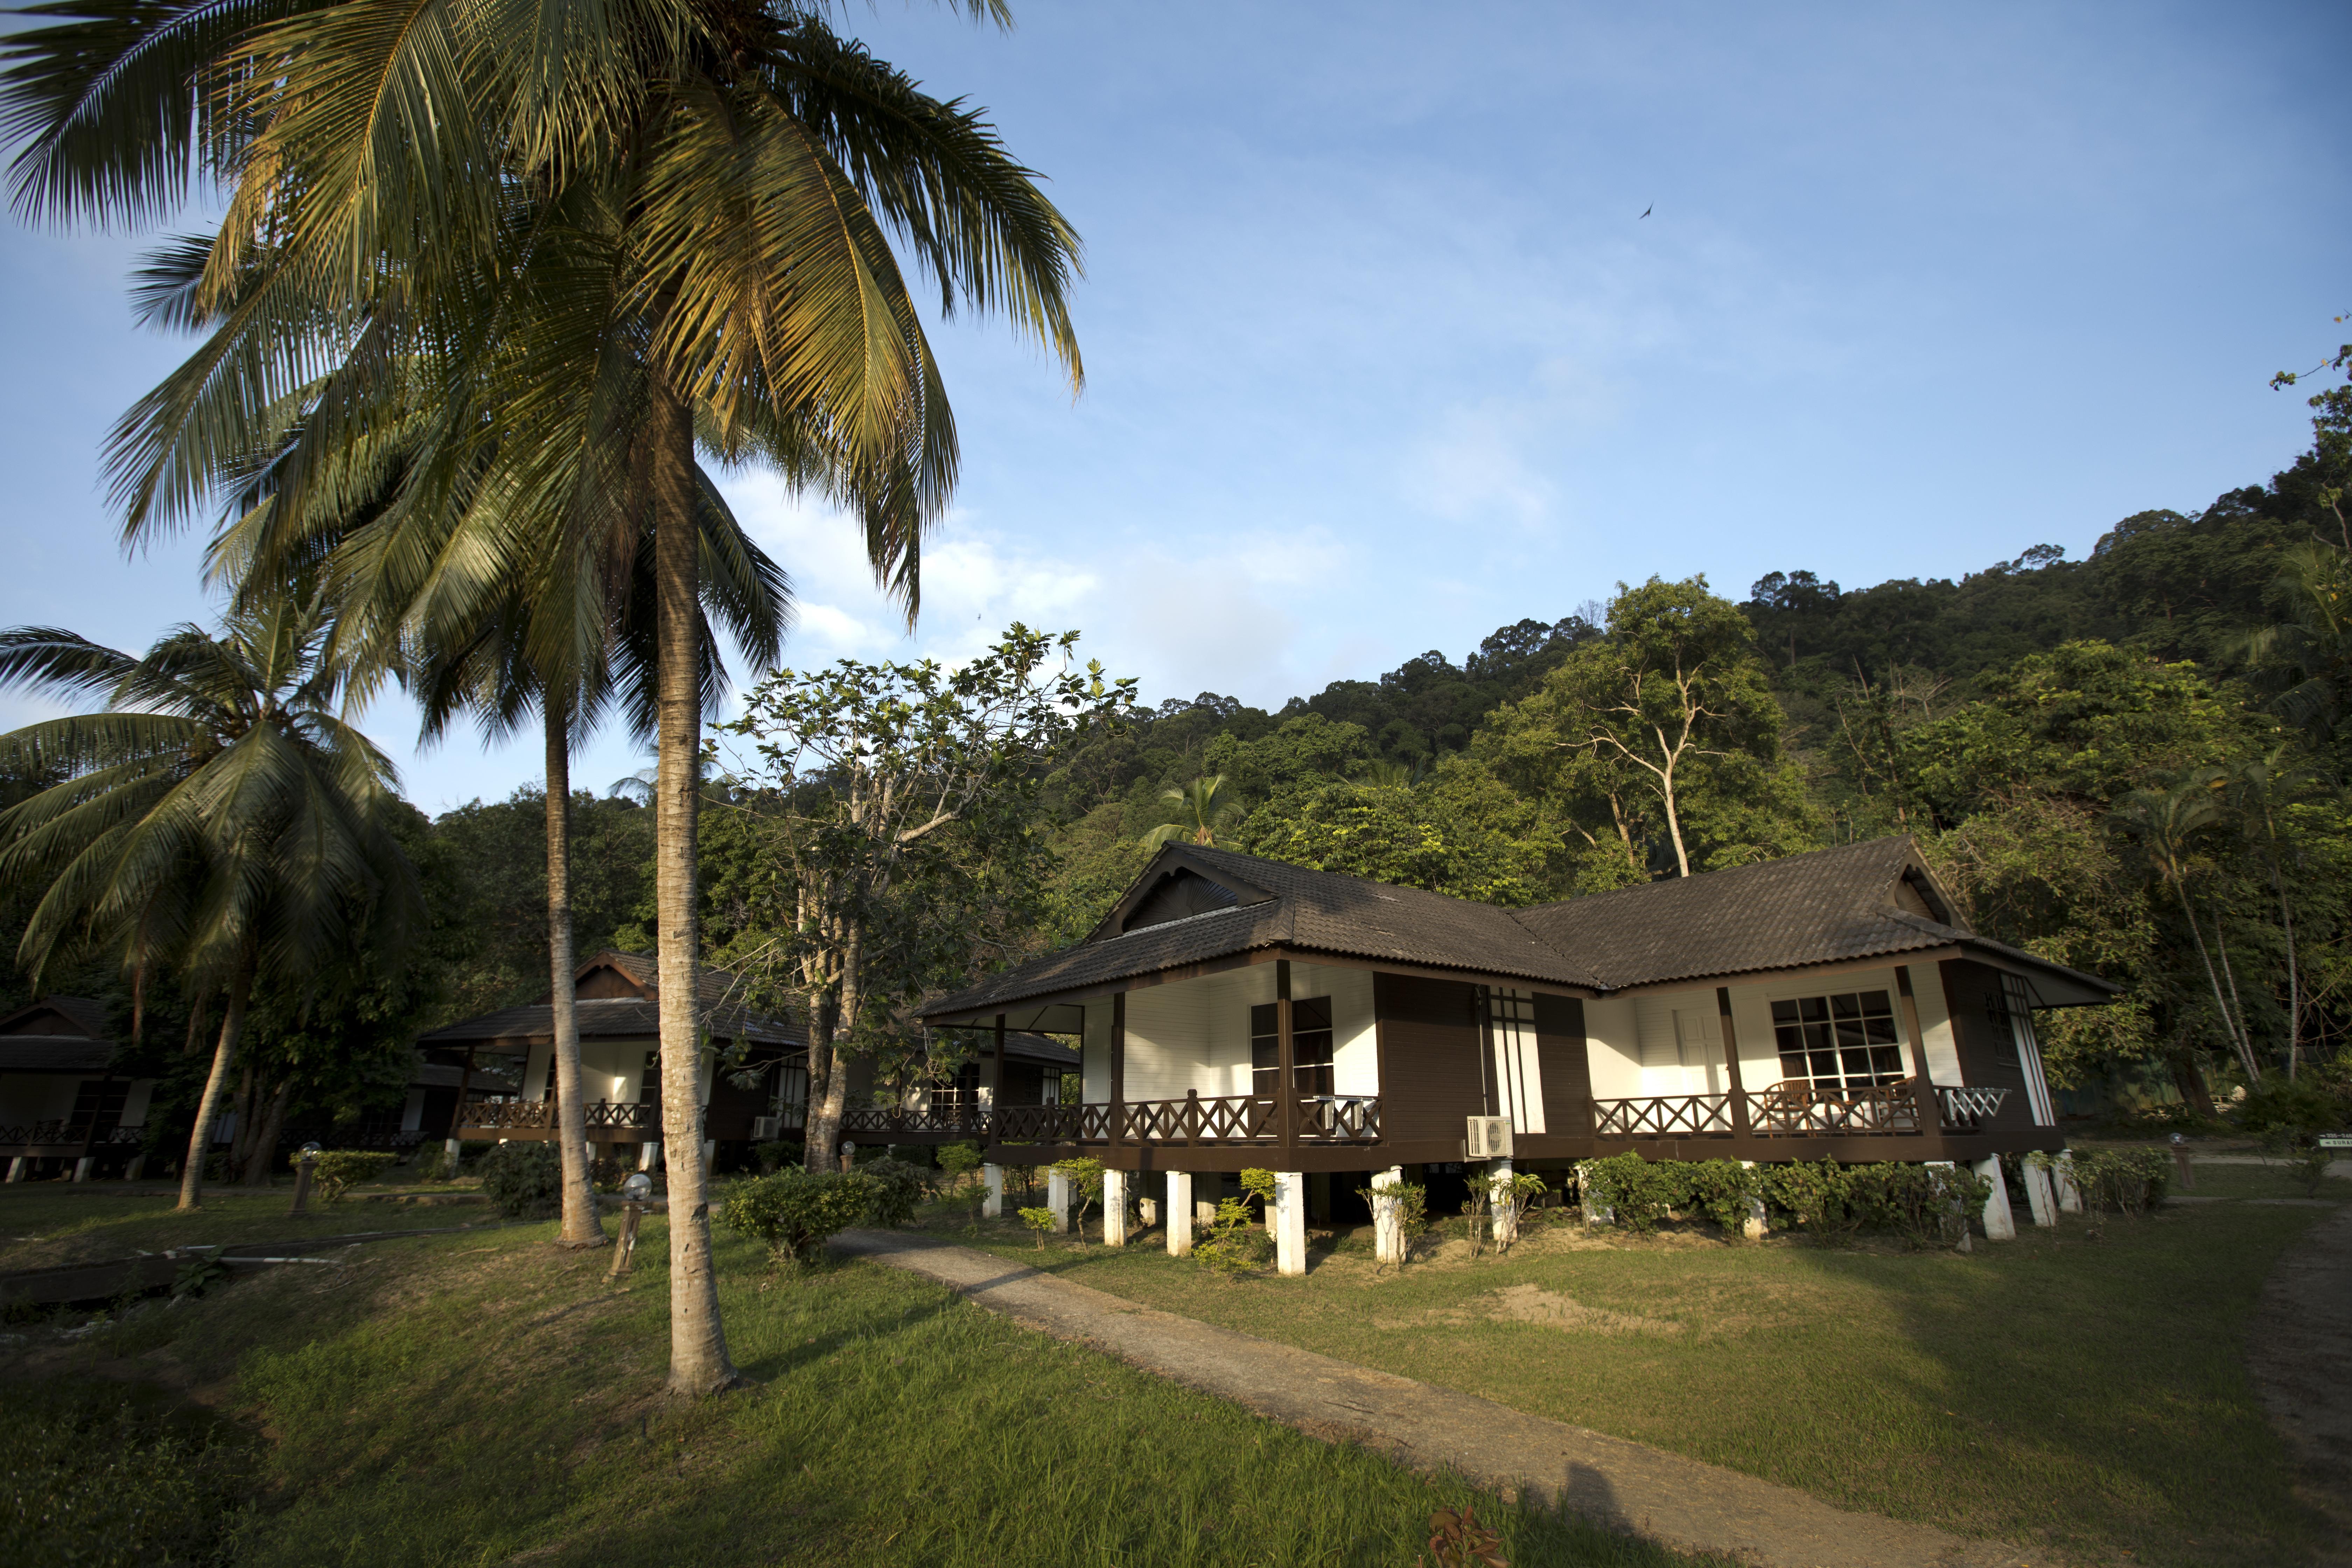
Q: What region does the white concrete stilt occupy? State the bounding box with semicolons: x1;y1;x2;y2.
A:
1048;1167;1072;1233
1273;1170;1307;1276
124;1155;145;1183
639;1140;662;1172
1166;1171;1194;1257
2054;1150;2083;1213
982;1164;1004;1219
444;1136;463;1170
2023;1162;2057;1227
1739;1160;1769;1239
1488;1158;1517;1248
1974;1155;2016;1241
72;1156;92;1184
1372;1165;1407;1266
1102;1169;1130;1246
702;1139;716;1165
6;1156;24;1182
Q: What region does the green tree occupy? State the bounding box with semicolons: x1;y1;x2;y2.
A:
709;627;1132;1173
6;0;1083;1399
1478;577;1798;880
0;594;420;1210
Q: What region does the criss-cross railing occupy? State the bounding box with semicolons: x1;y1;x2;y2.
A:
840;1102;992;1138
456;1100;555;1133
989;1094;1381;1145
1592;1094;1734;1137
1746;1082;1926;1137
0;1121;144;1151
1935;1085;2011;1131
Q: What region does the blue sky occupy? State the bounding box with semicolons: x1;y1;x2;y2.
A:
1;1;2344;812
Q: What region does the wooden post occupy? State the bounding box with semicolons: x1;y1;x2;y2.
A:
76;1065;113;1176
1895;967;1948;1157
988;1014;1006;1142
1276;960;1297;1154
288;1149;318;1214
1110;993;1126;1149
1715;987;1751;1140
607;1200;644;1279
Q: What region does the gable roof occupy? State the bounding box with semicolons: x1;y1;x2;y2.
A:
418;952;800;1051
0;995;110;1039
920;836;2113;1023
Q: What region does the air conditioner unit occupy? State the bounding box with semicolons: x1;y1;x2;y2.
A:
751;1115;783;1141
1465;1116;1513;1159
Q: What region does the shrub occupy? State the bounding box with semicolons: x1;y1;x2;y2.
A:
1846;1162;1992;1247
1354;1176;1430;1267
1578;1152;1683;1233
476;1141;564;1219
718;1169;876;1264
1193;1196;1274;1278
1762;1159;1868;1243
587;1156;628;1193
754;1139;804;1174
1016;1206;1056;1248
859;1156;928;1228
937;1142;987;1221
1681;1159;1762;1239
309;1150;395;1202
1050;1156;1106;1241
2037;1148;2169;1218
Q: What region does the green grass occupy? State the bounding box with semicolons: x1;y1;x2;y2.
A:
0;1195;1717;1568
0;1184;491;1274
933;1192;2344;1568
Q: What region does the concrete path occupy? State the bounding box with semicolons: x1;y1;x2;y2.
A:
833;1230;2025;1568
2247;1204;2352;1563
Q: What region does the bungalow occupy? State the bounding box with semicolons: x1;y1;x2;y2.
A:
418;952;1078;1170
916;836;2113;1273
0;995;154;1182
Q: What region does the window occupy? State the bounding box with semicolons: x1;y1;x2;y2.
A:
1250;997;1334;1098
1770;990;1905;1090
1981;989;2020;1067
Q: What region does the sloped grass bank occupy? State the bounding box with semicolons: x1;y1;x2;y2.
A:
934;1193;2340;1568
0;1184;483;1275
0;1204;1713;1568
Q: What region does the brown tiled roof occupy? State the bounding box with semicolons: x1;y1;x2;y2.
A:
0;995;109;1039
920;836;2113;1019
419;954;800;1050
1511;837;1973;988
0;1036;117;1072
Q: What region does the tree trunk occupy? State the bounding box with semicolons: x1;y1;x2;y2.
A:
224;1063;256;1176
806;924;863;1171
2210;904;2260;1083
243;1080;291;1187
802;1001;838;1173
649;362;738;1395
1659;765;1691;877
177;965;253;1211
2279;877;2302;1079
546;700;608;1248
2169;1046;2212;1114
2174;882;2258;1083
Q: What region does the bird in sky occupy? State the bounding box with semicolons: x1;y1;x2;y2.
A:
1640;205;1653;219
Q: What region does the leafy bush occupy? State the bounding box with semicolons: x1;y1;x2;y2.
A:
2035;1148;2169;1218
1050;1156;1106;1240
1680;1160;1762;1238
1193;1197;1274;1277
309;1150;395;1202
1845;1162;1993;1248
754;1139;803;1174
587;1156;628;1193
2232;1076;2347;1139
1016;1206;1055;1248
937;1142;988;1221
858;1156;928;1228
1578;1152;1683;1233
1761;1160;1868;1242
718;1169;876;1264
476;1141;564;1219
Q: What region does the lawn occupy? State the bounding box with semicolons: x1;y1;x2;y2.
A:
0;1188;1719;1568
931;1177;2343;1568
0;1180;496;1273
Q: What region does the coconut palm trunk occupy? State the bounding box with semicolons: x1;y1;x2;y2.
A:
177;963;253;1212
650;367;737;1394
545;697;608;1248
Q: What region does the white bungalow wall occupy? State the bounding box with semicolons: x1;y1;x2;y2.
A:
1080;960;1379;1105
521;1038;663;1104
1582;997;1643;1100
1721;964;1961;1091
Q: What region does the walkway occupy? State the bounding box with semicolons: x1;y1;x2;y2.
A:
2247;1203;2352;1563
832;1230;2024;1568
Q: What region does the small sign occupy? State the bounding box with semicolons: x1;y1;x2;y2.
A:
2319;1135;2352;1149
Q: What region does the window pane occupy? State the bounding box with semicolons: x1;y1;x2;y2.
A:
1249;1002;1276;1040
1294;996;1333;1031
1830;994;1860;1019
1772;999;1800;1024
1799;997;1829;1022
1858;990;1891;1016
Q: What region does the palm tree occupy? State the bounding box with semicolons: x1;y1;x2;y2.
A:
0;592;420;1211
2110;771;2261;1084
2227;749;2333;1079
412;505;789;1251
1142;776;1236;849
5;0;1081;1397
